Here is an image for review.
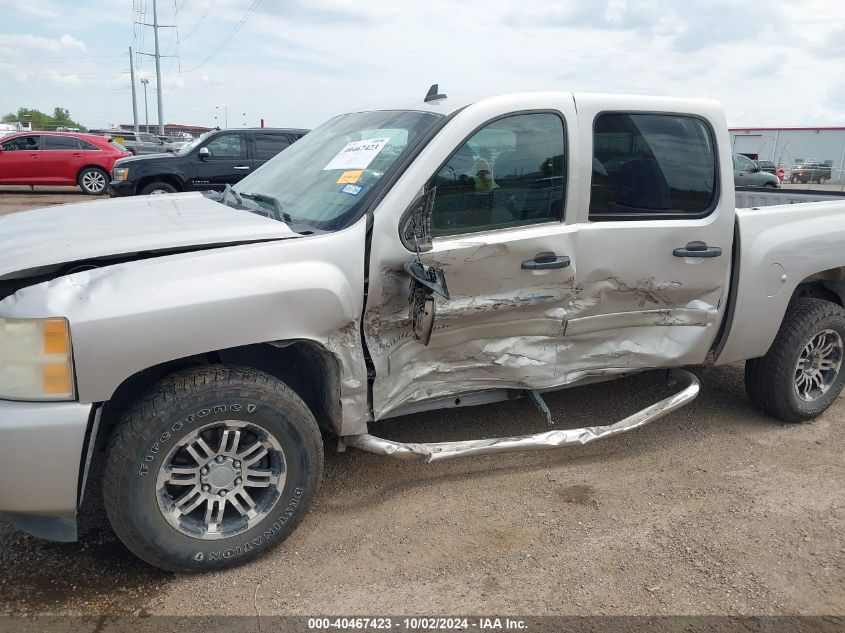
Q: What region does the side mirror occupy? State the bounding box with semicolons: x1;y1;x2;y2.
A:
404;261;449;346
399;187;436;253
198;147;210;161
751;163;760;173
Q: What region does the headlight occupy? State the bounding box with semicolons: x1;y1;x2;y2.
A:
113;167;129;181
0;318;75;400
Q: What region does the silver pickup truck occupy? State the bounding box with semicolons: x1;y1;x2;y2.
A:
2;90;844;572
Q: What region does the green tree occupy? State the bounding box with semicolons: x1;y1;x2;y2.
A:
1;107;86;131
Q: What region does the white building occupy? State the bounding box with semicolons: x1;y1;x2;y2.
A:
729;126;845;182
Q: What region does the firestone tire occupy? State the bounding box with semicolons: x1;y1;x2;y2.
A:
745;299;845;423
103;365;323;573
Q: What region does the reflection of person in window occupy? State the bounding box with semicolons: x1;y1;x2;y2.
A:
473;159;498;192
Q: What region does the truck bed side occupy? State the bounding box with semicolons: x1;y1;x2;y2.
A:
716;199;845;364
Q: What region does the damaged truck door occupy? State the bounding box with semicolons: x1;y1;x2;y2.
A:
562;98;734;379
366;95;735;419
364;99;579;419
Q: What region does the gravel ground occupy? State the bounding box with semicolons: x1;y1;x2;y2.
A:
0;190;842;618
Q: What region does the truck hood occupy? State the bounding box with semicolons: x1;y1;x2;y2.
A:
0;192;299;280
114;152;175;166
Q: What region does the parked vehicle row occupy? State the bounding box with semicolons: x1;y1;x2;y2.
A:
109;127;308;196
0;131;131;194
0;128;306;197
1;90;844;573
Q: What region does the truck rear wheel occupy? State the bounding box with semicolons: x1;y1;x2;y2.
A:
745;298;845;423
103;365;323;572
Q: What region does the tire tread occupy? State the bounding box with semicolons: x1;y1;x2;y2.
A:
745;298;845;423
102;364;323;572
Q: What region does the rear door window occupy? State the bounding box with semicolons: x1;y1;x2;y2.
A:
589;113;717;220
43;135;82;150
253;133;291;161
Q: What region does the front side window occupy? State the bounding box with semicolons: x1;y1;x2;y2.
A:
430;112;566;237
43;135;82;150
205;133;247;159
734;154;754;171
2;135;40;151
254;133;290;161
589;113;717;219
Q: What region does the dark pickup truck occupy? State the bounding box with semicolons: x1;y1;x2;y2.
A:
109;127;308;196
790;161;833;184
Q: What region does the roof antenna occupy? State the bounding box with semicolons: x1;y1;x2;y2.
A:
424;84;447;103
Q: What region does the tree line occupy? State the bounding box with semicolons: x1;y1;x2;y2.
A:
1;107;87;131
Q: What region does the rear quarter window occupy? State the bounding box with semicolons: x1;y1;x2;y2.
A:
589;113;718;221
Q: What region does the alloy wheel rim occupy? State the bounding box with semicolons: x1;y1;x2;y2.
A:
156;420;287;540
83;171;105;192
794;329;843;402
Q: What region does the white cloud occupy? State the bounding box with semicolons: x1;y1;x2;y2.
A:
0;0;59;19
0;33;86;57
2;0;844;129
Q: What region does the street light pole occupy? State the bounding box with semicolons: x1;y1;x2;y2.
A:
215;105;228;128
141;78;150;133
129;46;139;133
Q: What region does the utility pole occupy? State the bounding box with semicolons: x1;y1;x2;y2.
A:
141;79;150;133
129;46;139;132
152;0;164;135
135;0;176;135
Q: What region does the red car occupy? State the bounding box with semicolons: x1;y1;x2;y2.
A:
0;131;131;195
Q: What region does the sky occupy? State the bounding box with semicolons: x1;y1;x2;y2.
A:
0;0;844;131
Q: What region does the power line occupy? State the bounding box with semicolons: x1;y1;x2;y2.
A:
181;0;216;40
182;0;261;72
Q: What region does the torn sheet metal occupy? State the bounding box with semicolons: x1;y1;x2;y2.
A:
348;369;699;462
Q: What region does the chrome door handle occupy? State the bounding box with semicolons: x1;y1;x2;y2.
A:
233;165;250;171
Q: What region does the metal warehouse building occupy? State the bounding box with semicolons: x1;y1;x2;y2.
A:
729;126;845;182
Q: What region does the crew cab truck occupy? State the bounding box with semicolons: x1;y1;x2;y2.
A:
1;90;844;573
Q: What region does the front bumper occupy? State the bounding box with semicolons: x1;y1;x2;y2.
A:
0;400;93;540
108;179;135;197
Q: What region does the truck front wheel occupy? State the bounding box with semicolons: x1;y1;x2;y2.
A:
745;298;845;422
140;181;178;195
103;365;323;572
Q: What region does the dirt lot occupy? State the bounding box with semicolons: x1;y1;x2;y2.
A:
0;189;842;619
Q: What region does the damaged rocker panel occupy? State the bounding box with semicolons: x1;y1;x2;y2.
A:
348;369;699;462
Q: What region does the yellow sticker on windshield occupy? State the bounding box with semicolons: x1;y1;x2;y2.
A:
337;170;363;184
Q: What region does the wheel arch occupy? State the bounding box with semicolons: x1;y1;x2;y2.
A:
80;340;342;507
795;267;845;307
135;173;185;194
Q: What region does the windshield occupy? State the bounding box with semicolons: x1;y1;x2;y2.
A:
232;110;442;231
177;131;214;156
